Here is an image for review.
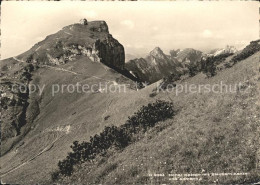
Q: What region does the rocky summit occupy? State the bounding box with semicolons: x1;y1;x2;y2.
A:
16;20;125;71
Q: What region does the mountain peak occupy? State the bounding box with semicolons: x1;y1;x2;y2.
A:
16;19;125;70
151;47;163;52
149;47;165;57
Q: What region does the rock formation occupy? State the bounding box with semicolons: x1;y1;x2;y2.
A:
16;20;125;71
125;47;182;83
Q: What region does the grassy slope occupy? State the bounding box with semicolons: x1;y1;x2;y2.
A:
0;55;148;184
60;52;260;184
1;51;259;184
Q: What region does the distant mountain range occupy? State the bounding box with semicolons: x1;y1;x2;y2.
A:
125;47;182;83
125;45;238;84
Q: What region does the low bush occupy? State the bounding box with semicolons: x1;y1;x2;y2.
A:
26;54;34;63
201;53;233;77
122;100;174;133
201;57;217;77
156;74;180;92
52;100;175;180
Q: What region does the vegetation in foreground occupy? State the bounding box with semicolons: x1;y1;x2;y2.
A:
55;50;260;184
51;100;175;181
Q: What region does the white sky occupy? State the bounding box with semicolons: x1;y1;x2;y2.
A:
1;1;259;59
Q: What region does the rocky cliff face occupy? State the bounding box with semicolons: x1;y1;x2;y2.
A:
0;60;38;155
93;36;125;70
125;47;182;83
17;21;125;71
1;81;28;141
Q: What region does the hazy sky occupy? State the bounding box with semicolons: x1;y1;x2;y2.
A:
1;1;259;59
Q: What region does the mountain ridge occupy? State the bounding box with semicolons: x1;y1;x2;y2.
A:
125;47;204;84
15;21;126;71
125;47;182;84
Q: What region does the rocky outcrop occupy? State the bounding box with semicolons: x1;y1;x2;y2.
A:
92;36;125;70
0;81;28;141
46;38;125;70
18;20;125;71
0;62;37;155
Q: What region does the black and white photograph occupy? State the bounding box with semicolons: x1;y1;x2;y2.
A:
0;1;260;184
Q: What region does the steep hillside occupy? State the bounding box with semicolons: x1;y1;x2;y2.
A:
0;20;140;183
55;49;260;185
0;54;142;184
0;59;39;155
0;20;140;156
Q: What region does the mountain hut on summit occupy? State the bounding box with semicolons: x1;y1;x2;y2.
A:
80;18;88;25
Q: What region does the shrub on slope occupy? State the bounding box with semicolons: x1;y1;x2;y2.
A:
201;53;234;77
51;100;175;181
231;40;260;63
